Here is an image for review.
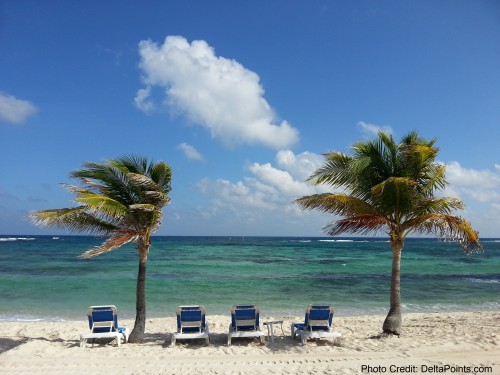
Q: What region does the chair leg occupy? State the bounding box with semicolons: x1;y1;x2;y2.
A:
170;336;176;347
227;335;231;346
260;335;265;345
300;334;306;345
205;337;210;346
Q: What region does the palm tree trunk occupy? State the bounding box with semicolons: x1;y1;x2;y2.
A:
128;236;150;343
382;236;403;335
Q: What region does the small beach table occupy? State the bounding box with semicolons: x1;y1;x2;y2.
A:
263;320;284;343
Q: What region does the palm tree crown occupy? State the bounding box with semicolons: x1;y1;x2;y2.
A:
297;131;481;253
31;155;171;257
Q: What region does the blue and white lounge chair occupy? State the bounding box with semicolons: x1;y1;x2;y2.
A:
171;305;210;346
291;304;341;345
80;305;129;347
227;304;265;345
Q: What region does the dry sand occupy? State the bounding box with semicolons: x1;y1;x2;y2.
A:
0;311;498;374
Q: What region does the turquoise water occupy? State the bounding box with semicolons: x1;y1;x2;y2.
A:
0;236;499;321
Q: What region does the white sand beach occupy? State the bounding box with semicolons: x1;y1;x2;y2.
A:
0;311;498;375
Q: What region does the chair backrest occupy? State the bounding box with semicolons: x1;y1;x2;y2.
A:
176;305;207;333
231;304;260;331
304;304;334;331
87;305;118;333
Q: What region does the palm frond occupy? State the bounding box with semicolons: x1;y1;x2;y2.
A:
128;203;156;211
73;193;128;217
371;176;416;197
79;231;139;259
148;161;172;191
407;197;464;218
296;194;380;217
404;214;482;254
322;215;389;236
71;163;134;205
79;178;114;196
307;152;351;186
30;208;118;234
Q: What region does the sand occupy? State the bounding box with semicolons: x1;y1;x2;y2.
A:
0;311;498;375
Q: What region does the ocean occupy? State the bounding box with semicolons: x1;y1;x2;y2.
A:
1;236;499;322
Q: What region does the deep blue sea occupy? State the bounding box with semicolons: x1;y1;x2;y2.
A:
0;236;499;322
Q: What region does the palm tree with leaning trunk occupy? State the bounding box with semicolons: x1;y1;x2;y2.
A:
30;155;172;343
296;131;482;335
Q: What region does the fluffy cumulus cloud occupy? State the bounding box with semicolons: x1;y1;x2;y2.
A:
275;150;326;181
135;35;299;149
0;92;37;124
439;161;500;237
197;151;327;213
190;153;500;236
444;161;500;203
178;143;204;161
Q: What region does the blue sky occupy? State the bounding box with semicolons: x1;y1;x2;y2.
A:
1;0;499;237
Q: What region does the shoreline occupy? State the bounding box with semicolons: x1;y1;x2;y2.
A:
0;311;498;374
1;303;499;323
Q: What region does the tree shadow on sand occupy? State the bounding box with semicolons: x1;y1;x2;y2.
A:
0;337;29;354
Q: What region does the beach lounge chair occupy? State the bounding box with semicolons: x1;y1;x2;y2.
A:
80;305;129;347
171;305;210;346
291;304;341;345
227;304;265;345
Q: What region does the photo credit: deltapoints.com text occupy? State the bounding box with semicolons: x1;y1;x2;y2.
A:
360;364;494;373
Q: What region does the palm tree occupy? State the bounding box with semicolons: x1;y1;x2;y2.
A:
30;155;172;342
296;131;481;335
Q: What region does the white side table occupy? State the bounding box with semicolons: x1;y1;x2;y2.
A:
263;320;284;343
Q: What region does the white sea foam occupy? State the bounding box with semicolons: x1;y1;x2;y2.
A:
0;314;66;323
318;239;357;243
465;277;499;284
0;237;35;241
400;302;500;313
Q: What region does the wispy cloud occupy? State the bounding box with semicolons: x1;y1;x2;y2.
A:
135;35;299;149
178;142;204;161
0;92;37;124
357;121;393;138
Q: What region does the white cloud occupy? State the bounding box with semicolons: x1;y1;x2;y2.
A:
134;87;155;113
178;143;204;161
440;161;500;236
357;121;393;138
135;35;299;149
0;92;37;124
191;154;500;237
276;149;326;181
196;150;329;216
196;178;274;210
445;161;500;192
248;162;319;197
